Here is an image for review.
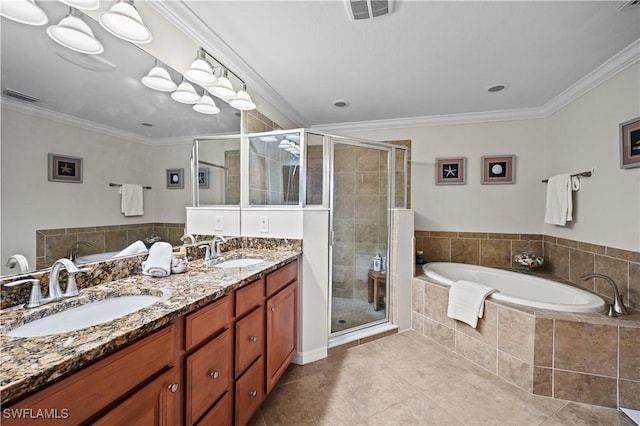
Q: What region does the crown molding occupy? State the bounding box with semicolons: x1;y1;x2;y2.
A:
146;1;308;128
1;98;155;145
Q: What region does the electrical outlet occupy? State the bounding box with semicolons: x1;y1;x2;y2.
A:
214;216;223;231
259;216;269;233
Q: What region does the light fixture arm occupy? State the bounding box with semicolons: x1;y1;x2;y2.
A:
199;47;245;86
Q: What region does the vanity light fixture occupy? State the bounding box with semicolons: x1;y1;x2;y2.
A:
229;83;256;111
58;0;100;10
171;80;200;104
207;68;236;100
193;93;220;115
278;138;292;148
46;8;104;55
99;0;152;44
141;61;177;92
184;50;216;86
0;0;48;25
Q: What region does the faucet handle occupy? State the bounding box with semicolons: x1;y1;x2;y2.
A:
62;266;92;298
198;243;212;260
3;279;44;308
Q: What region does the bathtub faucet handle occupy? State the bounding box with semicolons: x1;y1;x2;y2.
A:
580;273;628;316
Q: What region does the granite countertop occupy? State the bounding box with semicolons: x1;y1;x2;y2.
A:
0;248;300;404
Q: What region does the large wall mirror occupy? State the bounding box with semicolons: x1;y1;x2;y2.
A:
0;2;241;276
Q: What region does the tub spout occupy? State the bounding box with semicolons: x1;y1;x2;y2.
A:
581;273;628;316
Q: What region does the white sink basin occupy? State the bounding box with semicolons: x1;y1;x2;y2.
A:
5;295;162;338
213;258;264;268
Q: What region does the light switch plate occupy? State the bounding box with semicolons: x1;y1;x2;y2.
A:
259;216;269;233
214;216;223;231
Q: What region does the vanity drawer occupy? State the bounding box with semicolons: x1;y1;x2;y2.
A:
235;305;265;378
235;278;264;318
185;295;231;351
197;391;232;426
266;260;297;297
4;324;175;426
186;328;232;425
234;356;264;426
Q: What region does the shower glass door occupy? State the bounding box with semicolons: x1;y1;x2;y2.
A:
330;138;391;335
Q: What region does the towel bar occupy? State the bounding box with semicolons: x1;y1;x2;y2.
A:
541;171;592;183
109;183;152;189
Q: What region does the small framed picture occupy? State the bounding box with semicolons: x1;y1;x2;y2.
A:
436;157;466;185
166;168;184;189
48;153;82;183
198;167;210;189
482;155;515;184
620;117;640;169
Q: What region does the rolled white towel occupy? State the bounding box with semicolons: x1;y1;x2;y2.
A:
142;242;172;277
114;240;148;258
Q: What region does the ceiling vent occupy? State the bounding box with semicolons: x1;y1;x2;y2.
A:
2;89;39;103
345;0;395;21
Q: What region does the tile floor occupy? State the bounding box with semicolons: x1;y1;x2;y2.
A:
249;331;634;425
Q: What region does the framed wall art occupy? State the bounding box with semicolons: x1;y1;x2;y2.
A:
620;116;640;169
198;167;210;189
166;168;184;189
436;157;466;185
482;155;515;184
48;153;82;183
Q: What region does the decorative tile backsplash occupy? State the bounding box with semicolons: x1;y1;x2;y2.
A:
415;231;640;309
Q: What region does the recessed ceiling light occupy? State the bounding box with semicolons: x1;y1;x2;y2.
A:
333;100;349;108
487;83;509;93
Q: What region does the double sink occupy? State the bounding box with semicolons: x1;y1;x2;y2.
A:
3;257;264;338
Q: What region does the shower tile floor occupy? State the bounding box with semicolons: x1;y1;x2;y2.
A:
249;331;634;425
331;296;386;333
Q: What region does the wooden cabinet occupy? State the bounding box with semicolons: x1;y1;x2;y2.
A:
234;356;265;426
94;368;179;426
266;280;297;394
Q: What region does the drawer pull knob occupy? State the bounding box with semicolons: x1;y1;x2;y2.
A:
249;336;258;342
249;390;257;397
210;370;220;379
270;307;276;312
168;383;179;393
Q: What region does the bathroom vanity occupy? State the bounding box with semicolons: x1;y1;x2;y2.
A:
0;250;299;426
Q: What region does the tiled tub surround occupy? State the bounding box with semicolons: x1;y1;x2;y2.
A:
415;231;640;309
412;275;640;410
36;222;186;270
0;247;301;404
1;237;302;310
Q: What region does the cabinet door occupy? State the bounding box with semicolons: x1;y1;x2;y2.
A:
186;329;233;425
93;368;179;426
234;357;264;426
235;305;264;378
265;282;297;394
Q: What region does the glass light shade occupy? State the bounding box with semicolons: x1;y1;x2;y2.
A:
46;15;104;55
229;87;256;110
184;58;216;85
207;75;235;100
171;81;200;104
141;66;177;92
99;0;151;44
58;0;100;10
193;95;220;114
259;136;278;142
278;139;291;148
0;0;48;25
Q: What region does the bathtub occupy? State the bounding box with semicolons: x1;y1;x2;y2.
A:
422;262;605;313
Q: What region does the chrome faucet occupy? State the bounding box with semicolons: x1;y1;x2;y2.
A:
180;234;196;244
581;273;629;316
198;242;214;260
213;235;227;258
69;241;92;262
2;258;88;308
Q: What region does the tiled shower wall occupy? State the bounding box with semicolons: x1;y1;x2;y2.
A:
36;223;185;270
415;231;640;309
332;144;388;301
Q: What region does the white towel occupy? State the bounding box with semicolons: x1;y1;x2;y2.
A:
120;184;144;217
141;242;172;277
544;174;572;226
114;240;148;258
447;280;498;328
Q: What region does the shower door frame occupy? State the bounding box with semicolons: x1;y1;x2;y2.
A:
327;135;399;338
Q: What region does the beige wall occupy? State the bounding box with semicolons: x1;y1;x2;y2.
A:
340;63;640;253
0;108;193;274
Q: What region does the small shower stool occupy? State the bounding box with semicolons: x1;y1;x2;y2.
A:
367;270;386;311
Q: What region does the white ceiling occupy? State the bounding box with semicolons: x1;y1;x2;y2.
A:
164;0;640;129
